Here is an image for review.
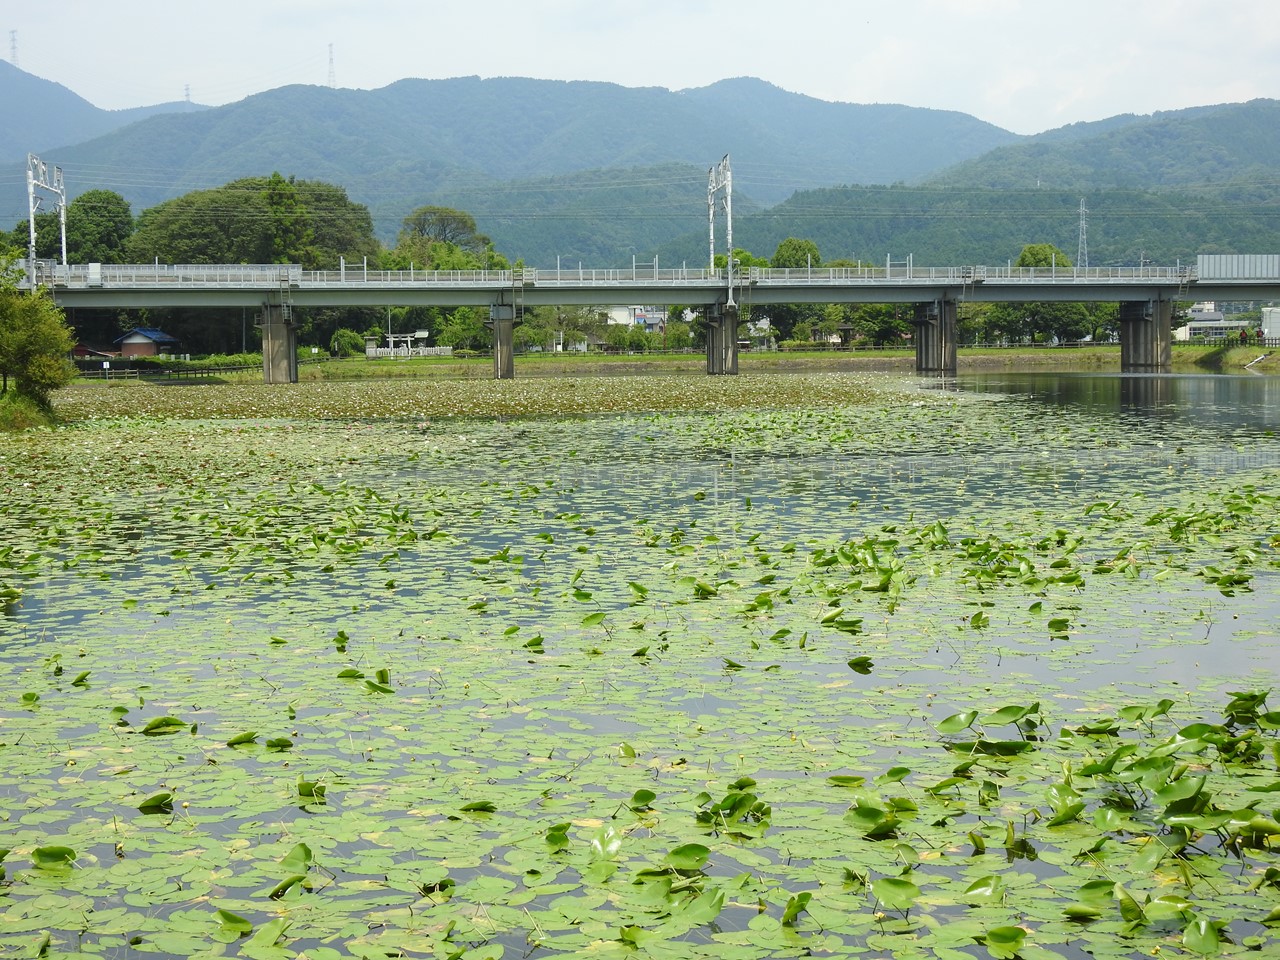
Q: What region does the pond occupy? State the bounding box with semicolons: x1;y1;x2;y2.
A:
2;371;1279;959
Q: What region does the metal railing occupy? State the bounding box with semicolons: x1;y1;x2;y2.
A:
37;261;1217;291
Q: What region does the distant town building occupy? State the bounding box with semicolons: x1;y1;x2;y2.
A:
605;305;667;333
1173;302;1253;341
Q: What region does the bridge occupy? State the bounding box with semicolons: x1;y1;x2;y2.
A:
32;255;1280;383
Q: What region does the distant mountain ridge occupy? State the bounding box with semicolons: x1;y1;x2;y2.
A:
1;69;1017;228
0;59;206;162
3;63;1278;268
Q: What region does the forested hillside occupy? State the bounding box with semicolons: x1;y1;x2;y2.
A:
653;181;1280;268
925;99;1280;191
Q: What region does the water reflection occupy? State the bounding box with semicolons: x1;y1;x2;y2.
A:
952;371;1280;434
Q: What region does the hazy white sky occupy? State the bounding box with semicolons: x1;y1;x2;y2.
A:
7;0;1279;135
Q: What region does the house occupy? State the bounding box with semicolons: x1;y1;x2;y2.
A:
605;305;667;333
113;327;181;358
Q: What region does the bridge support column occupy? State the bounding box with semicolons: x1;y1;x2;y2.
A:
705;303;739;375
913;299;957;376
1119;299;1172;373
258;303;298;384
488;304;516;380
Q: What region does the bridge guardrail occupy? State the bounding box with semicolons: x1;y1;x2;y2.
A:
42;262;1211;289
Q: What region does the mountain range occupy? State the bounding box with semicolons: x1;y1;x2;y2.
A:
3;60;1278;268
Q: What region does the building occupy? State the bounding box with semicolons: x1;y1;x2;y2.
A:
605;305;667;333
1263;307;1280;340
1173;303;1254;342
113;328;181;357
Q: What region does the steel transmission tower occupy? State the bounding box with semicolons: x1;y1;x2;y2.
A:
1077;198;1089;269
9;31;17;66
708;154;734;302
328;44;336;88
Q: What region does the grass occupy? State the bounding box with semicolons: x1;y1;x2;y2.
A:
0;391;57;431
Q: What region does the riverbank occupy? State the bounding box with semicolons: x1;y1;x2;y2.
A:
268;343;1277;383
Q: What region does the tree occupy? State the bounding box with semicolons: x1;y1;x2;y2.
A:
329;328;366;357
0;250;76;406
771;238;822;270
434;307;492;351
8;190;134;264
261;173;313;264
985;244;1090;343
66;191;134;263
400;206;484;247
847;304;912;346
126;175;379;268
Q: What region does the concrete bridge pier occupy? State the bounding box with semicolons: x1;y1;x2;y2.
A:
913;299;957;376
258;303;298;384
488;304;516;380
705;302;739;375
1119;299;1172;373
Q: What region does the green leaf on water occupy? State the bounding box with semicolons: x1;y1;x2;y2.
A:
937;711;978;735
31;846;76;868
1184;919;1225;956
267;874;307;900
965;875;1004;902
781;890;812;926
664;843;710;871
138;791;174;814
828;775;866;787
871;876;919;911
983;924;1027;960
215;908;253;937
280;843;312;872
140;716;188;736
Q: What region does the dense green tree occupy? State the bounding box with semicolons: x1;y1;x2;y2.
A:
770;237;822;270
847;304;913;346
434;307;492;351
0;249;76;406
984;244;1092;343
1013;243;1071;270
8;190;134;264
126;175;379;268
663;319;693;351
261;173;313;264
66;191;134;263
329;328;366;357
400;206;486;249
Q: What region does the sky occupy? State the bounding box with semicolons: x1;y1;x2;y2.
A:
6;0;1280;136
